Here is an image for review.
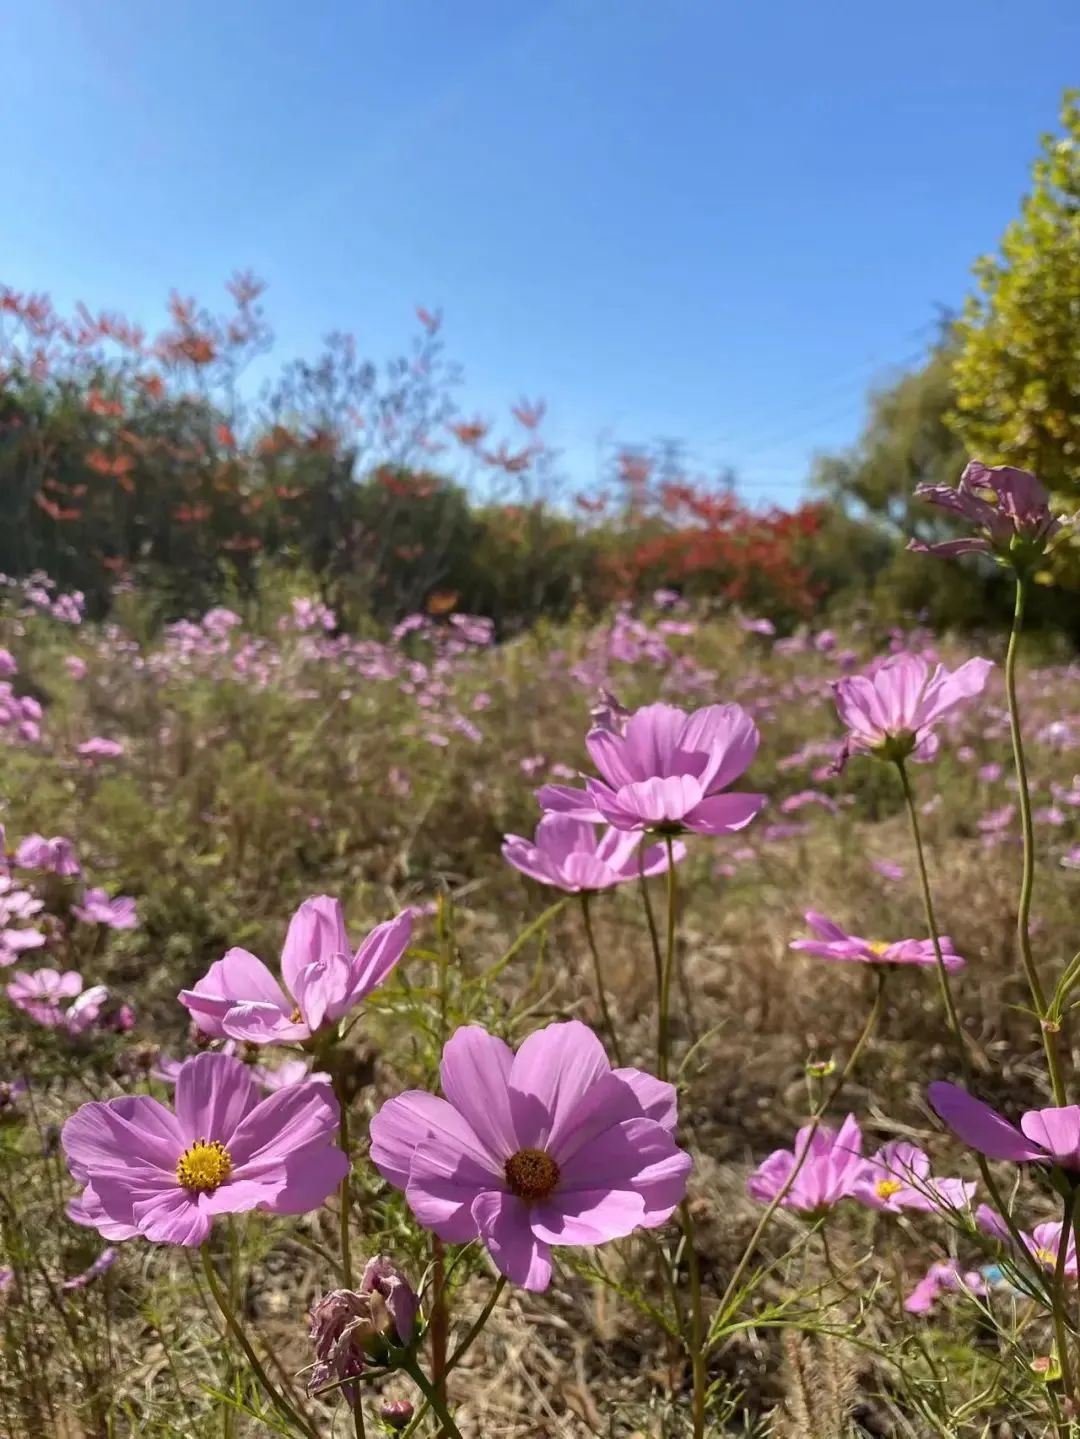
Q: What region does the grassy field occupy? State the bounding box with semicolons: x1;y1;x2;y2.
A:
2;576;1079;1437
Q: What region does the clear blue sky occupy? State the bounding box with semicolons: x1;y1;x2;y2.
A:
3;0;1079;503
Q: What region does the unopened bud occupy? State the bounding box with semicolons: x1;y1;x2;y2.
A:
380;1399;414;1431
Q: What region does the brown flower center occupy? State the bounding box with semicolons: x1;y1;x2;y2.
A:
176;1138;233;1192
290;1007;303;1024
504;1147;560;1202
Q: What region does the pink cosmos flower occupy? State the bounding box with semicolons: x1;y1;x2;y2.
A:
746;1116;863;1213
501;814;684;893
63;1052;348;1246
851;1140;975;1213
14;834;80;876
976;1204;1077;1278
76;737;124;761
72;889;137;930
369;1020;692;1291
7;968;109;1032
0;651;16;679
930;1082;1080;1170
179;896;412;1045
833;653;994;766
65;656;87;680
252;1058;331;1092
911;461;1068;566
537;702;766;836
905;1259;987;1314
791;912;965;970
8;967;83;1019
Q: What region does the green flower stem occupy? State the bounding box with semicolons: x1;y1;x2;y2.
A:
658;835;678;1085
896;760;968;1066
713;968;885;1332
638;841;664;996
337;1078;354;1287
400;1356;465;1439
402;1276;507;1439
655;834;706;1438
1006;572;1067;1104
1051;1190;1077;1411
580;892;623;1065
200;1247;318;1439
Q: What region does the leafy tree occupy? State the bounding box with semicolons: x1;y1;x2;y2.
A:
949;89;1080;496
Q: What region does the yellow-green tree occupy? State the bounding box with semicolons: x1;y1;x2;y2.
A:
950;90;1080;497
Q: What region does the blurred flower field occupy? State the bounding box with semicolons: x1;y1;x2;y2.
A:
5;471;1080;1435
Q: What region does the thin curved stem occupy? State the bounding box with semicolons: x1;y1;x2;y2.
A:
403;1276;507;1439
659;835;678;1084
638;841;664;996
1051;1190;1077;1409
1006;572;1067;1104
200;1247;318;1439
579;893;623;1065
338;1082;353;1287
400;1357;465;1439
713;968;885;1333
896;760;967;1067
679;1196;707;1439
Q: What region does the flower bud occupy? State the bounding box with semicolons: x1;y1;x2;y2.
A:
380;1399;414;1431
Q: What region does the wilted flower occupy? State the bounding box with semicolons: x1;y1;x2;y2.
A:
537;702;766;837
833;653;994;766
791;912;965;970
370;1021;691;1290
380;1399;415;1431
501;814;684;893
911;461;1069;570
63;1053;348;1245
746;1116;863;1214
308;1262;416;1399
179;896;411;1045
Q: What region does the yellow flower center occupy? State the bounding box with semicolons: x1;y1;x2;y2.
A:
290;1006;303;1024
504;1147;560;1202
868;941;891;957
1034;1246;1059;1268
875;1178;903;1200
175;1138;233;1192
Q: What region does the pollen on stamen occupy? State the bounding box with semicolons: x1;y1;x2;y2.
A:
504;1147;560;1202
875;1178;903;1199
176;1138;233;1192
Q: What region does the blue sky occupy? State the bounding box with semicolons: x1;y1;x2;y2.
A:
2;0;1079;504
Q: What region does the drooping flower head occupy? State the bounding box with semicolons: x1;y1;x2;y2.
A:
501;814;684;893
179;896;411;1045
369;1020;691;1291
746;1116;863;1215
308;1260;417;1400
930;1082;1080;1175
791;912;965;971
851;1140;975;1214
833;653;994;767
537;702;766;837
911;461;1070;571
63;1052;348;1245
